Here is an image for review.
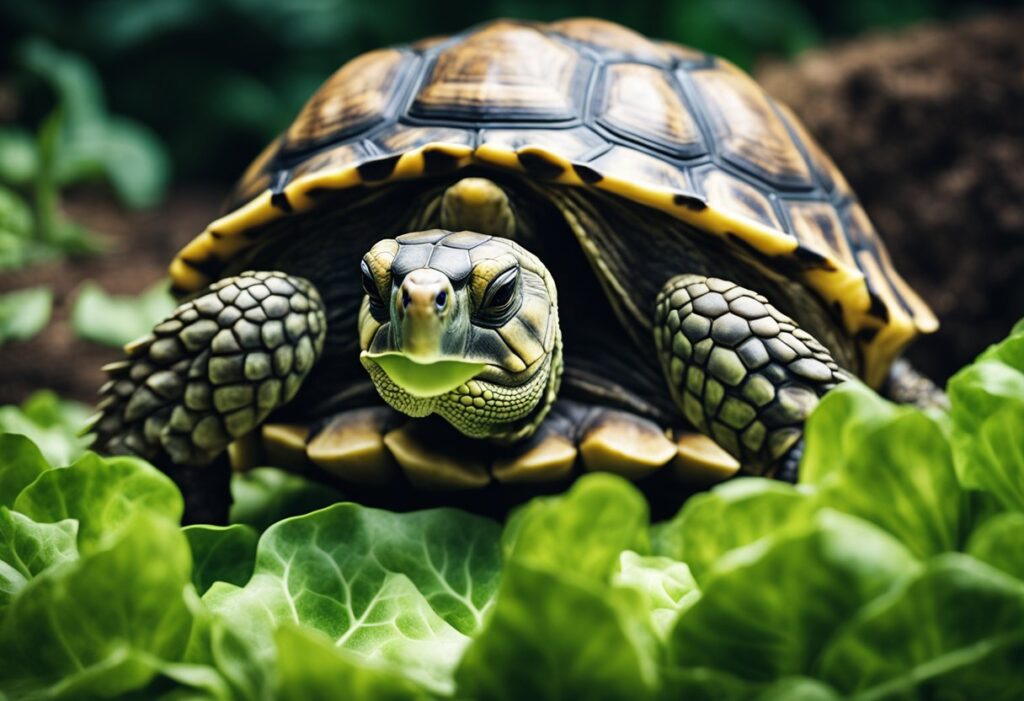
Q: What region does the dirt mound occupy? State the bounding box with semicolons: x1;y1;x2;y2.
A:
757;11;1024;381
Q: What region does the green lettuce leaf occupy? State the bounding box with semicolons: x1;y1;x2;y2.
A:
184;524;258;595
205;502;501;694
455;560;657;701
0;513;193;699
975;318;1024;370
818;554;1024;701
14;451;182;552
966;512;1024;581
667;510;918;682
0;508;77;612
163;590;270;701
953;395;1024;512
948;326;1024;509
0;391;92;467
274;624;433;701
659;669;842;701
653;478;812;583
803;383;966;558
506;473;649;582
0;433;50;508
612;550;700;639
229;467;343;531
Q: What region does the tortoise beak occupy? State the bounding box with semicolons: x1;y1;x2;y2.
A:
396;268;455;363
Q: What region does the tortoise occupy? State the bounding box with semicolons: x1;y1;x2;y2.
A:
90;18;942;519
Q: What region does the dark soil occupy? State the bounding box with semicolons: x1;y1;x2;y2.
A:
2;11;1022;408
0;188;221;405
757;11;1024;381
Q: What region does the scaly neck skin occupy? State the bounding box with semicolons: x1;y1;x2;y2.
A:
489;320;563;445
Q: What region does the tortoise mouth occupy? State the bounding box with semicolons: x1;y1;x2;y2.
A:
361;351;486;398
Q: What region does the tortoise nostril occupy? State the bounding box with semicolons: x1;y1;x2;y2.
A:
435;290;447;309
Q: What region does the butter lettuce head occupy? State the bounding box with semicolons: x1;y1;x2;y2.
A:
0;320;1022;699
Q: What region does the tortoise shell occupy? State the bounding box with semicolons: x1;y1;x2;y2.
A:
170;17;936;388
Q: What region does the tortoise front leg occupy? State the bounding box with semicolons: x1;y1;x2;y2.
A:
654;274;848;479
90;270;326;474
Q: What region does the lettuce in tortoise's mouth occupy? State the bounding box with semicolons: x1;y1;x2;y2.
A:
361;351;485;398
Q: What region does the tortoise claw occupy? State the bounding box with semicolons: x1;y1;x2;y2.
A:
260;423;311;471
492;410;577;484
383;422;490;490
578;408;677;479
672;431;740;485
306;408;399;486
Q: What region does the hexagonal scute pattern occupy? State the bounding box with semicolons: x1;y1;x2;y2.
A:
90;272;327;467
654;273;847;475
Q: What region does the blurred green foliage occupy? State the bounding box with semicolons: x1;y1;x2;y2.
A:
0;36;170;269
1;0;1014;188
0;286;51;345
70;279;176;347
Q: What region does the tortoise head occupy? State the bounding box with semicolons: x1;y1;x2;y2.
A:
358;230;561;442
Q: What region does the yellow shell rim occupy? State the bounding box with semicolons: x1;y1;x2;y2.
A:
170;140;938;388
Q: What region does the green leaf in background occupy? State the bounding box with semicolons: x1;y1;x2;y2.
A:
183;523;258;595
229;466;344;531
93;116;171;209
19;39;106;132
0;286;52;345
612;550;700;639
0;185;43;271
19;38;170;210
506;473;649;582
14;451;183;552
71;279;176;347
0;508;77;612
0;433;51;507
205;502;502;693
0;185;34;238
0;513;193;700
653;478;812;583
275;625;433;701
0;129;38;185
817;555;1024;701
966;512;1024;581
803;383;966;558
668;510;918;682
0;391;92;467
455;560;656;701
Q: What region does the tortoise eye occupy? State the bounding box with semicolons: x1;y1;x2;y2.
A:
479;267;520;322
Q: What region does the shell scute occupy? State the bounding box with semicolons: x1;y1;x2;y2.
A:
596;63;704;157
283;49;412;153
411;22;586;122
690;64;814;190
